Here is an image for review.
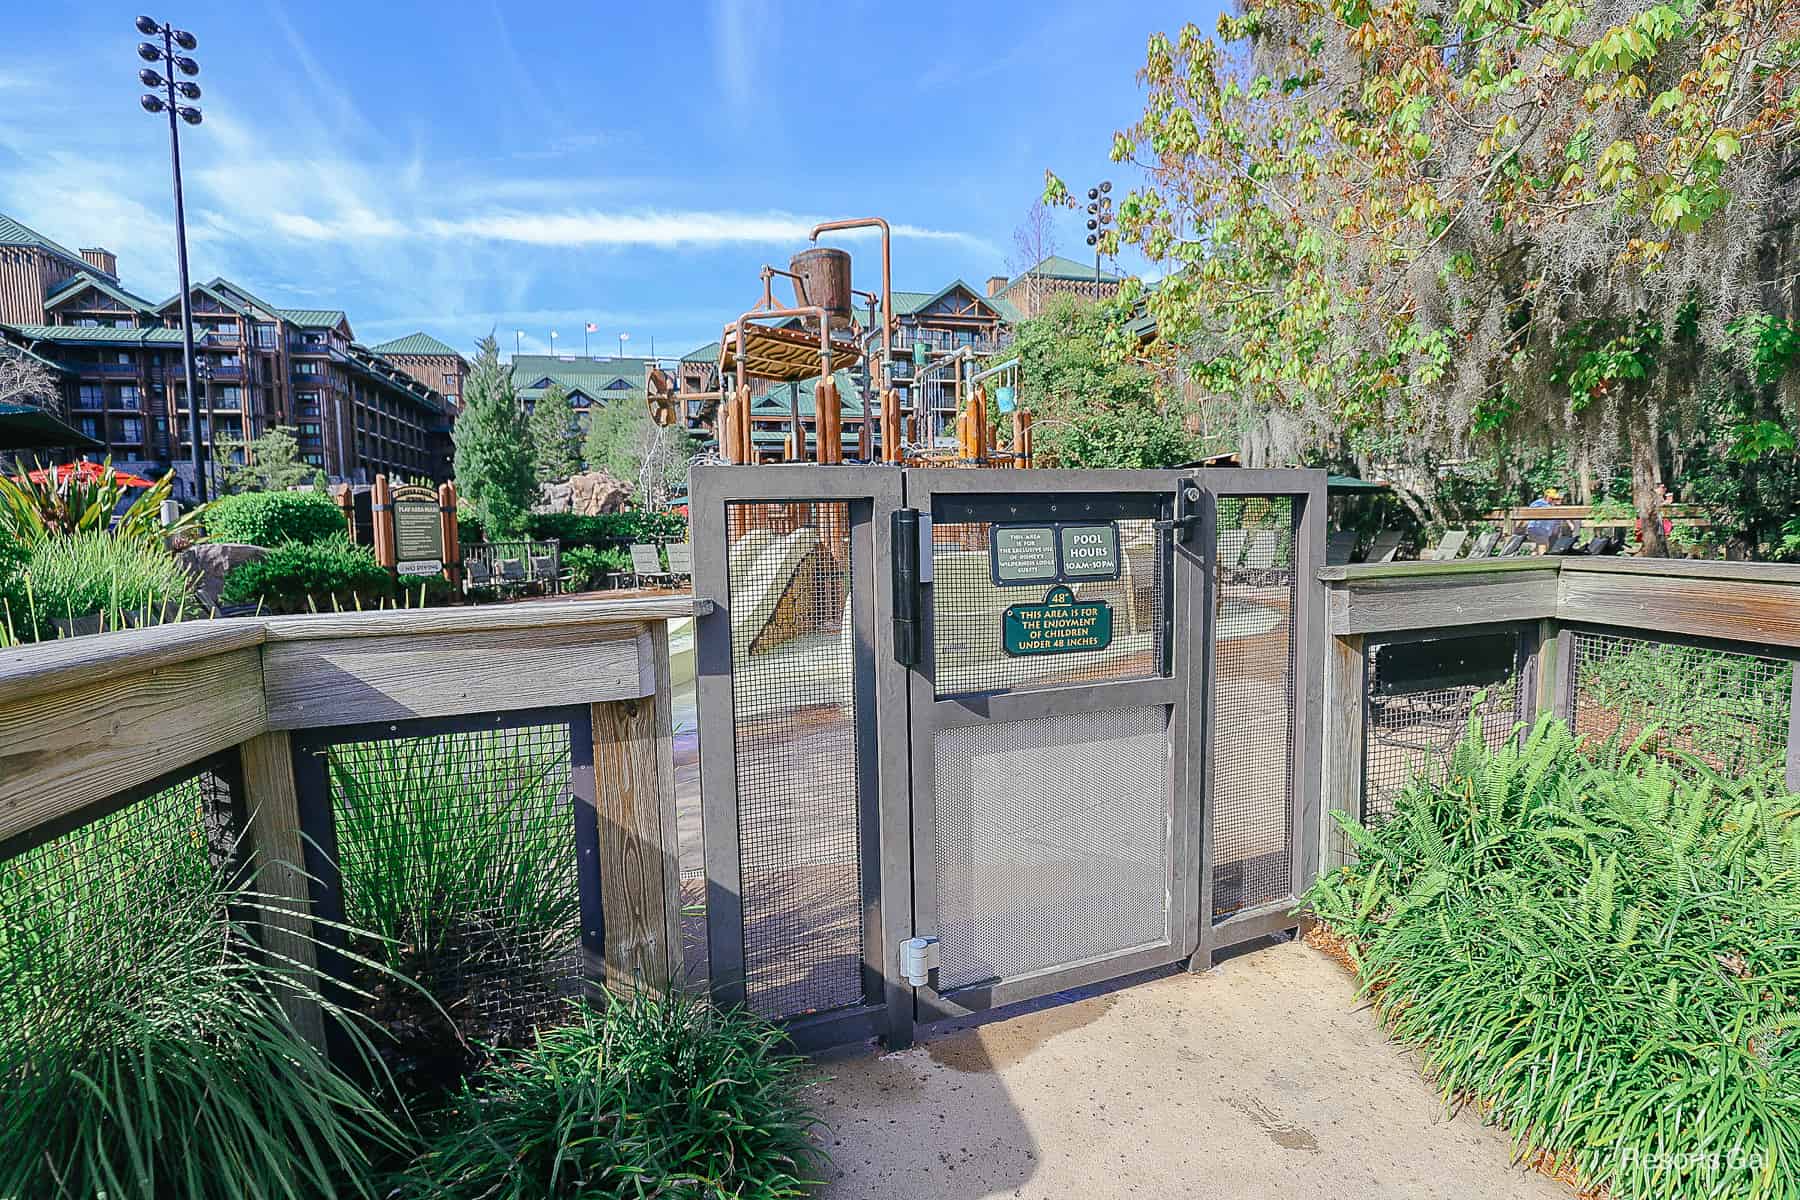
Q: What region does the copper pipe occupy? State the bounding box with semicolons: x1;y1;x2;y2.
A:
809;217;892;460
759;264;811;311
724;303;836;461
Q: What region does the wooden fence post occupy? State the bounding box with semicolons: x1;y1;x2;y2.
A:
590;621;683;995
1321;632;1365;872
238;730;328;1051
370;474;395;569
438;480;460;591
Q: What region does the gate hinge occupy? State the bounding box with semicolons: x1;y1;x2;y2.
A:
900;936;940;987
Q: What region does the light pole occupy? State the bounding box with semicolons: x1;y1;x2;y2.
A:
514;329;524;359
618;331;629;359
550;330;558;356
1084;180;1113;284
136;14;206;502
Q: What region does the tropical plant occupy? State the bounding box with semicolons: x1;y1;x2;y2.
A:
218;535;393;613
215;425;315;494
453;336;536;539
0;783;405;1199
326;731;580;1091
0;460;190;546
1075;2;1800;550
1306;715;1800;1200
202;488;347;548
1577;639;1793;777
3;530;196;644
526;382;580;487
397;991;824;1199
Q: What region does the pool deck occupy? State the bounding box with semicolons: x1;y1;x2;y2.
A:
806;937;1572;1200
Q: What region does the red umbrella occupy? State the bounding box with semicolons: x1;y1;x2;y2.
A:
24;460;157;488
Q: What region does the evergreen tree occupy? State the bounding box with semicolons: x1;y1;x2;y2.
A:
526;382;580;486
216;425;312;493
452;336;536;537
581;398;641;480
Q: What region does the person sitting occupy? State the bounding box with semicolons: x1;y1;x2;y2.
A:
1524;486;1569;547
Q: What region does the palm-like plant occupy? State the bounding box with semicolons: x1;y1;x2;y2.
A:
0;459;195;546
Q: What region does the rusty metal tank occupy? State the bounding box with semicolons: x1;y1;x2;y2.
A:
789;246;853;331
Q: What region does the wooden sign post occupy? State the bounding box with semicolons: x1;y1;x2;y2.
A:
372;475;458;588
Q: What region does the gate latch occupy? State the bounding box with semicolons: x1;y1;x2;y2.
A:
900;936;940;987
1155;480;1204;542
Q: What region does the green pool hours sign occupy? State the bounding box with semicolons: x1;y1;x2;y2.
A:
989;521;1121;586
1002;586;1114;657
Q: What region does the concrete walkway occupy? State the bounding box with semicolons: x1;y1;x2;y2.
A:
806;938;1569;1200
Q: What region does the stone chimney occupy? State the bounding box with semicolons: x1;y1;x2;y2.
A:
986;275;1008;297
80;247;118;278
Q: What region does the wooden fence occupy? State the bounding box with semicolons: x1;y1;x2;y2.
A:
1317;556;1800;869
0;596;694;1048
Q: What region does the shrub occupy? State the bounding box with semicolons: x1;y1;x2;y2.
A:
562;544;631;589
1305;715;1800;1200
219;535;393;613
397;992;823;1198
6;530;195;641
526;509;686;550
203;489;346;548
0;785;404;1198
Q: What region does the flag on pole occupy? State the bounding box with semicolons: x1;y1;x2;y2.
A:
585;322;597;333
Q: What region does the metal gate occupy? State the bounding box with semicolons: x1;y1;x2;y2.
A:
692;465;1323;1050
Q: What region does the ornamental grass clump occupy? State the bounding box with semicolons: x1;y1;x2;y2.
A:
1305;714;1800;1200
0;787;404;1199
396;990;824;1199
328;731;581;1092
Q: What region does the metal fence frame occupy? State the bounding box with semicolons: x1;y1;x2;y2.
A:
1358;622;1534;824
288;705;603;1058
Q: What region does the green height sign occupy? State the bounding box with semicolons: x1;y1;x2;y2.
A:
1002;586;1114;657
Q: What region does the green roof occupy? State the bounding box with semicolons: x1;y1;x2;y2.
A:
1;322;186;345
680;341;720;362
43;272;158;315
748;369;867;419
0;213;90;274
1015;254;1123;283
373;331;462;358
512;354;655;406
276;308;349;329
985;292;1022;323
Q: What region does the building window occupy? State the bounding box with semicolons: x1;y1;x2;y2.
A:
73;318;99;327
256;324;277;348
294;361;323;376
77;417;100;439
115;352;133;365
77;384;104;410
117;418;144;443
116;385;140;407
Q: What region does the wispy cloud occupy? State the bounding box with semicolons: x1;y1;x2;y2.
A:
265;206;988;251
712;0;769;119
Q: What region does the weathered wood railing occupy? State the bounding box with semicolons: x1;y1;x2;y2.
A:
1317;556;1800;870
0;596;695;1047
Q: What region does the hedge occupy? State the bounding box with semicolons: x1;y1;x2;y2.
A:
205;490;346;548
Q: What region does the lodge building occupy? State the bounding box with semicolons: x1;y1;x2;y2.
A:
0;213;458;496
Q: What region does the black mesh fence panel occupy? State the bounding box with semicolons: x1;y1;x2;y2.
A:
1211;497;1297;921
0;762;241;1047
931;516;1168;698
1569;631;1793;778
318;717;583;1074
725;501;866;1019
1362;630;1525;823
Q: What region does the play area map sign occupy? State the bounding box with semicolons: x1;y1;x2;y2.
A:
1002;586;1114;657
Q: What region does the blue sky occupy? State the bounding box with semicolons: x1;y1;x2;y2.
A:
1;1;1219;360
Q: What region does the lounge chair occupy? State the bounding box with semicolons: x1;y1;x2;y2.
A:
1423;529;1468;561
665;542;693;583
1365;531;1403;563
629;543;667;589
1469;530;1500;558
1496;533;1527;556
463;558;493;592
497;558;527;593
1326;530;1359;566
530;554;559;594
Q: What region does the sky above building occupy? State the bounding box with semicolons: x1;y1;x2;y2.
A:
1;1;1221;360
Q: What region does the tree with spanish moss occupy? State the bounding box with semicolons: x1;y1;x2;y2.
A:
1064;0;1800;553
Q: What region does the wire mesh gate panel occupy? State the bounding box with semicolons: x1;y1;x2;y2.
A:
1568;629;1795;778
0;755;246;1052
1209;496;1299;920
291;707;600;1080
723;500;868;1019
1362;628;1527;823
911;475;1202;1021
